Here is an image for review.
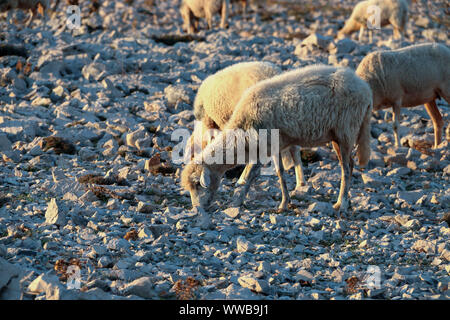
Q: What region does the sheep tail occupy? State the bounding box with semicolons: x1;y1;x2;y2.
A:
356;102;372;168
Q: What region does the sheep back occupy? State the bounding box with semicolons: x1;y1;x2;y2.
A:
226;65;373;149
356;42;450;109
194;61;281;129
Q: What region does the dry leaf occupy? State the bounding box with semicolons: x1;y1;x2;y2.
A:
124;229;138;241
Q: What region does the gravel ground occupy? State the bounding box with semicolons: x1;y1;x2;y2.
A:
0;0;449;300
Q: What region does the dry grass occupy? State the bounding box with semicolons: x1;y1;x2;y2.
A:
86;185;133;202
146;153;176;175
124;229;139;241
77;174;129;186
173;277;201;300
41;137;76;155
345;276;361;295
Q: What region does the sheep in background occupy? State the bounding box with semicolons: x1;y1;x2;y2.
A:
180;0;230;33
187;61;308;193
338;0;409;42
356;42;450;149
231;0;247;17
181;65;373;214
0;0;50;26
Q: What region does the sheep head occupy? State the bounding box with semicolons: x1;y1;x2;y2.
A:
181;162;221;209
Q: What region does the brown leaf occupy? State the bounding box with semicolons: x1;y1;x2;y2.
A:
124;229;138;241
173;277;200;300
24;62;32;75
16;60;23;72
37;2;45;16
147;153;161;168
345;276;361;294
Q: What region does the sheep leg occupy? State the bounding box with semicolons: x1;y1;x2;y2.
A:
273;154;290;211
25;9;34;27
332;141;351;215
241;0;247;19
237;163;253;185
231;163;261;207
358;26;365;42
184;7;196;33
6;10;13;25
206;13;213;30
393;27;403;41
220;0;229;29
392;101;402;148
424;100;443;149
289;146;307;197
368;29;373;43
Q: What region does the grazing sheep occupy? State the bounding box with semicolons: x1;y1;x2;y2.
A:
0;0;50;26
356;42;450;149
181;65;373;214
187;61;308;193
338;0;409;42
180;0;230;33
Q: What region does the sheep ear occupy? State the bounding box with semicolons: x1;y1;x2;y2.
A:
200;168;211;188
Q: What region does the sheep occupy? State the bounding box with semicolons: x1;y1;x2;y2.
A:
0;0;49;26
180;0;230;33
231;0;247;17
187;61;308;192
356;42;450;149
338;0;409;43
181;65;373;214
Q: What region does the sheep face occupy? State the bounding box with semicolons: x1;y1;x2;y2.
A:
181;163;221;209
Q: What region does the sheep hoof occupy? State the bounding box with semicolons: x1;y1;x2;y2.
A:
277;202;288;212
333;199;349;215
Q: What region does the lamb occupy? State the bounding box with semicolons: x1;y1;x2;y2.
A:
0;0;50;26
356;42;450;149
180;0;230;33
187;61;308;192
338;0;409;42
181;65;373;214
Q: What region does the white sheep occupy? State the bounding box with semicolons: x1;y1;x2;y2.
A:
181;65;373;213
356;42;450;149
180;0;230;33
187;61;308;192
0;0;49;26
338;0;409;42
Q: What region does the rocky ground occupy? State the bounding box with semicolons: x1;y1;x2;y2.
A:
0;0;449;300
